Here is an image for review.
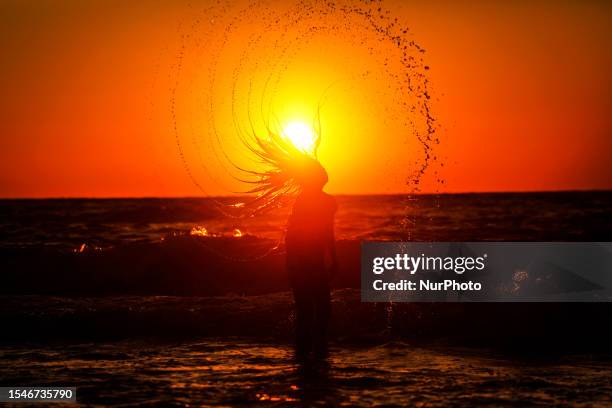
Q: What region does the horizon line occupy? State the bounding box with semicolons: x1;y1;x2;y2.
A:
1;188;611;200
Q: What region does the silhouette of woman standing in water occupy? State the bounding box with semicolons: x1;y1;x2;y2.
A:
237;122;336;360
285;158;337;359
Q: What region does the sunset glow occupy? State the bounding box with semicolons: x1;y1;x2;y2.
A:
0;1;611;197
282;121;317;154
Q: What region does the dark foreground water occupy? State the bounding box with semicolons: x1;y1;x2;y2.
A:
1;290;612;406
1;338;610;407
1;192;611;406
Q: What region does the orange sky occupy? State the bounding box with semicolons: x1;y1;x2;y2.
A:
0;0;610;197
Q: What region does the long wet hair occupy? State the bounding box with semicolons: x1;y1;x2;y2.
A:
235;115;327;215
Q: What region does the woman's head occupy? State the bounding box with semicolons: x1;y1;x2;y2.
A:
294;157;328;191
236;122;327;213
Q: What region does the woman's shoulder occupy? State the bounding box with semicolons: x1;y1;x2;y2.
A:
322;192;337;211
293;191;337;212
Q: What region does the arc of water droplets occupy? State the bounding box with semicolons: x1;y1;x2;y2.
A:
168;0;439;262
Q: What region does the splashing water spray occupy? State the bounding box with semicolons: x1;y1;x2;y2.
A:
158;0;442;316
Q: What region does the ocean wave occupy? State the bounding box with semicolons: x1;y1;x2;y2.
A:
1;290;611;352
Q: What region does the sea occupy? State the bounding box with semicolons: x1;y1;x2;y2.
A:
1;192;611;406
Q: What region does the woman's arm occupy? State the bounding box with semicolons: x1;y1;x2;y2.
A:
326;199;338;281
327;226;338;281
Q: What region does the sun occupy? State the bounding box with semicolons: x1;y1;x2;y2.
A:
282;121;317;154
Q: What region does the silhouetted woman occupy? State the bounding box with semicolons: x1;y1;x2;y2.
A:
285;158;337;359
237;123;336;360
